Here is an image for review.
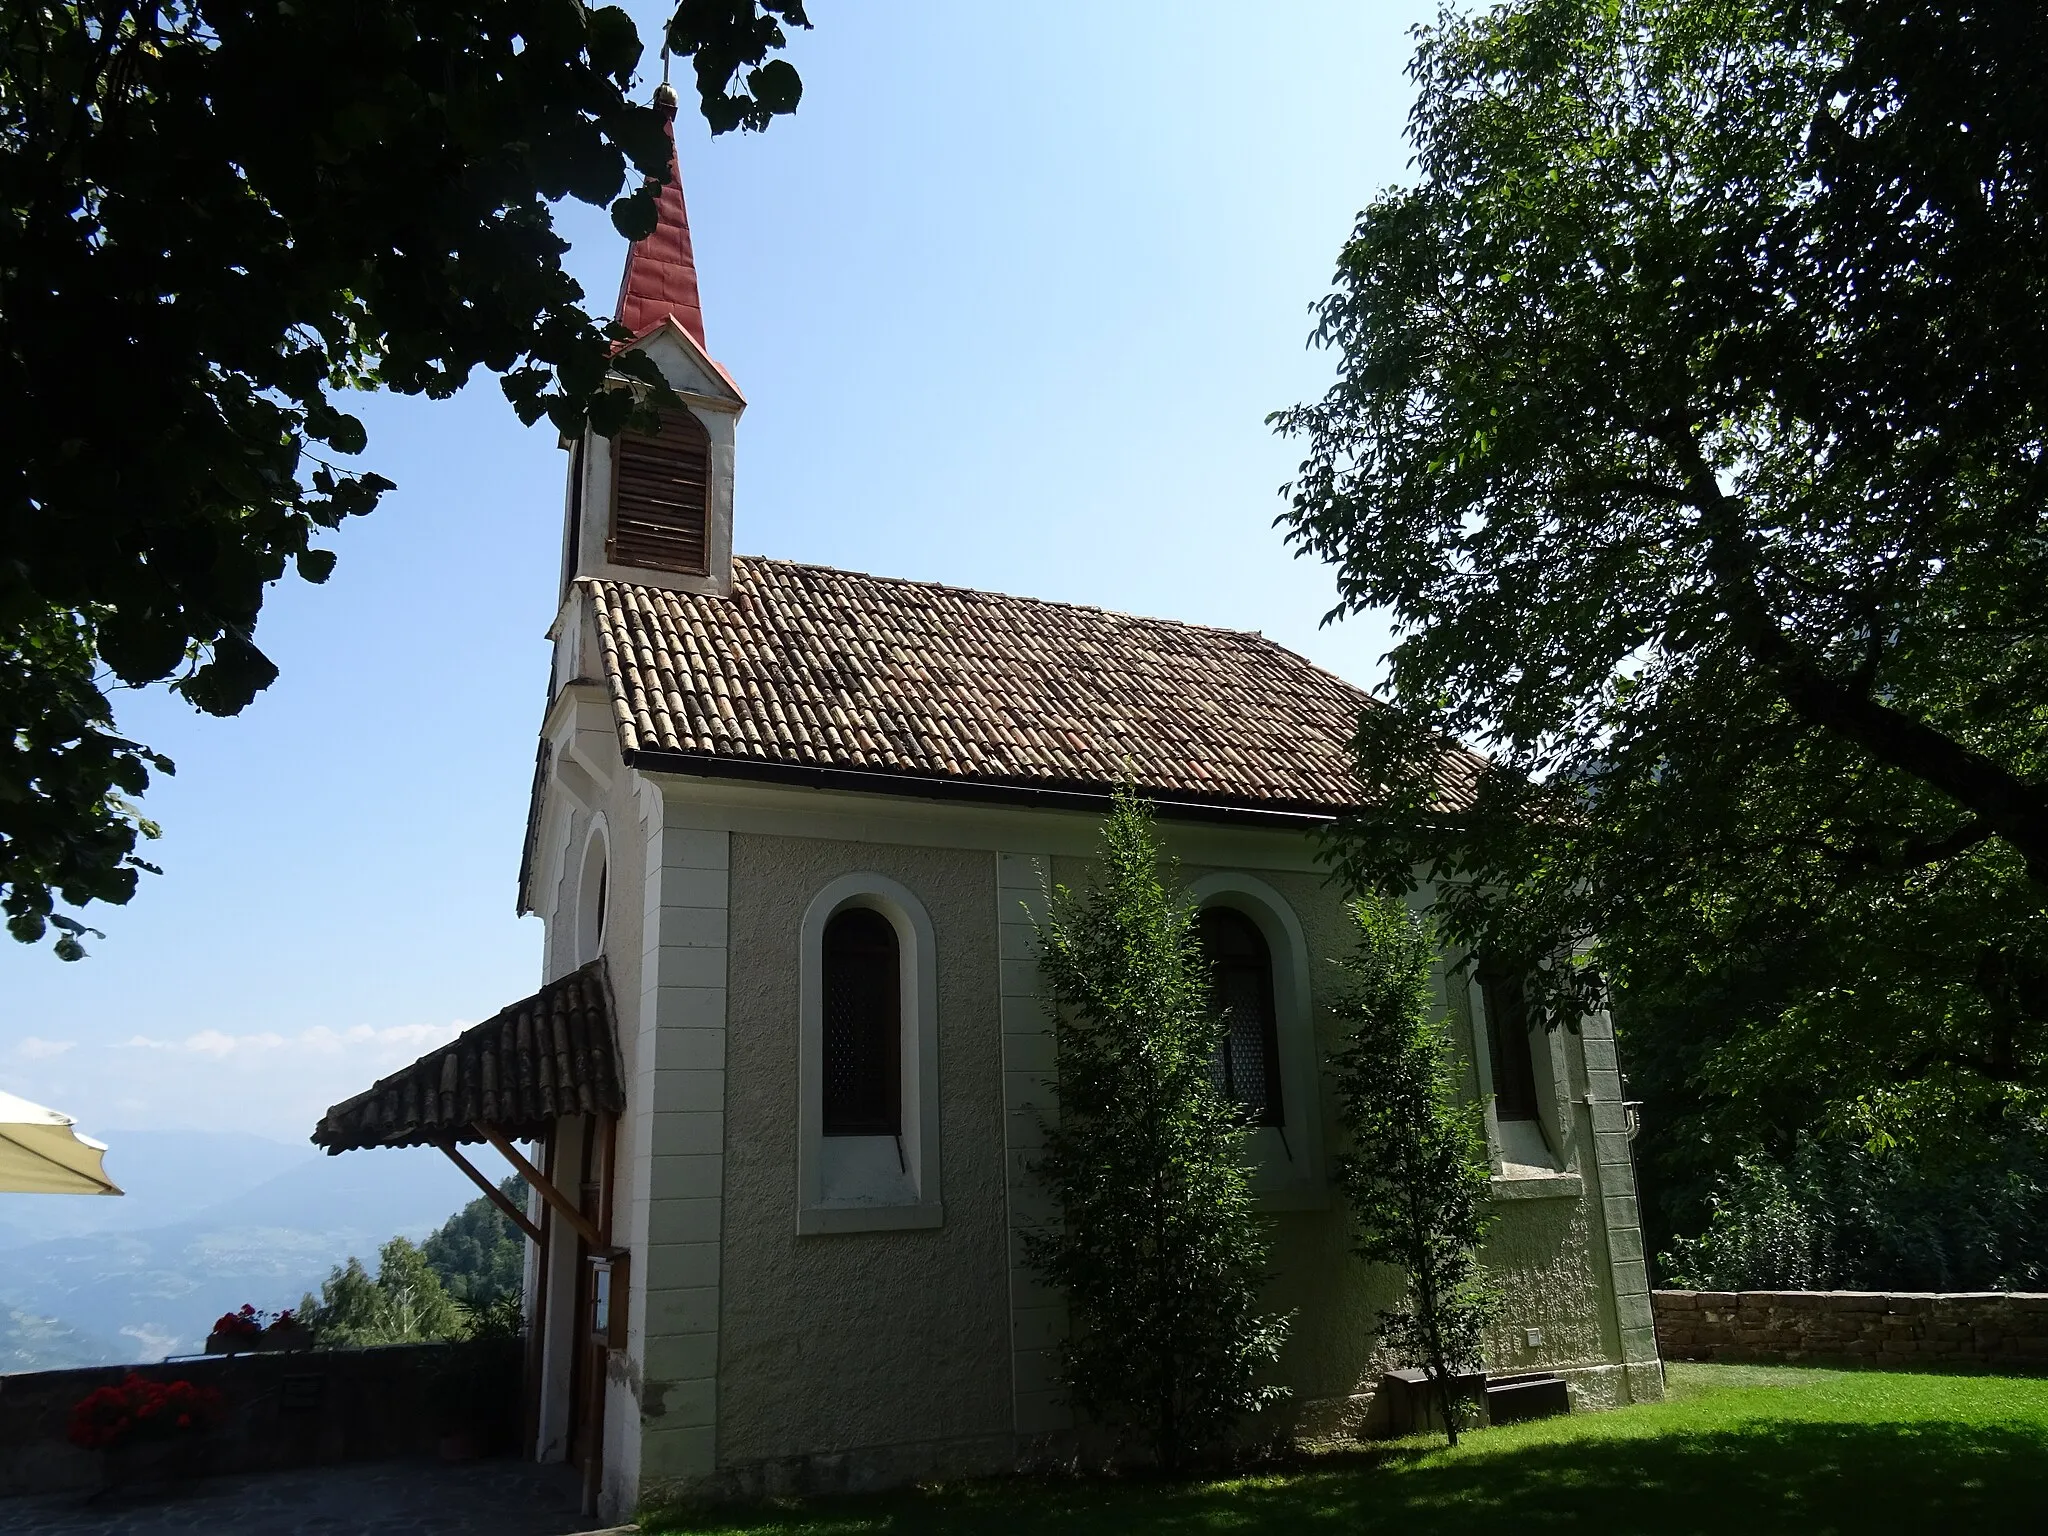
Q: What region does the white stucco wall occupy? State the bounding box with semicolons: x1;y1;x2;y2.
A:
535;767;1659;1511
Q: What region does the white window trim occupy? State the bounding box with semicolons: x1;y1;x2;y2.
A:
1187;872;1327;1210
796;872;943;1235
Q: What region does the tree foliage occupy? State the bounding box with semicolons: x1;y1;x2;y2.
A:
1659;1134;2048;1293
1328;893;1493;1446
420;1174;529;1306
300;1236;466;1348
0;0;808;955
1025;789;1289;1470
1273;0;2048;1142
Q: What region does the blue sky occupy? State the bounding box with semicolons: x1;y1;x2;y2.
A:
1;1;1429;1150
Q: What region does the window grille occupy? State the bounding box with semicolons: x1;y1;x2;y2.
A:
821;907;900;1136
1200;906;1284;1127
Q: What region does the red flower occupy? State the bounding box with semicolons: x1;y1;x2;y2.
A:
68;1374;220;1451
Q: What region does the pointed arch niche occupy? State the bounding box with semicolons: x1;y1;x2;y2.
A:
576;818;610;968
1188;872;1327;1208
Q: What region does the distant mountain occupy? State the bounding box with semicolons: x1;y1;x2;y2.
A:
0;1130;507;1372
0;1128;315;1246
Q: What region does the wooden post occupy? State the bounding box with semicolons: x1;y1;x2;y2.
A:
476;1122;606;1250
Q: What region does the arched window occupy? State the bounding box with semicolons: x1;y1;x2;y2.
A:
821;908;901;1137
1201;906;1284;1127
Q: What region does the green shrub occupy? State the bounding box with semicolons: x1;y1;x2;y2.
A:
1025;788;1290;1469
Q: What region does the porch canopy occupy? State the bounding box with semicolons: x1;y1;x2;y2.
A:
312;958;624;1248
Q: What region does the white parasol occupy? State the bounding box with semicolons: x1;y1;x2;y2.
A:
0;1090;122;1195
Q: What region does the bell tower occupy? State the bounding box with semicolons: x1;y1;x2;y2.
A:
559;83;745;601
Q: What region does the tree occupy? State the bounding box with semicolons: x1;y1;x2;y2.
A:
1328;893;1493;1446
2;0;809;956
421;1174;530;1305
1272;0;2048;1146
1024;789;1290;1470
301;1236;466;1347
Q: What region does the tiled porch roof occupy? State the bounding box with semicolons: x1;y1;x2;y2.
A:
311;961;623;1154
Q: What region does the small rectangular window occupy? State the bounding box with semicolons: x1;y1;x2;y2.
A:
1479;963;1541;1122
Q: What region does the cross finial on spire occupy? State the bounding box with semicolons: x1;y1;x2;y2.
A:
614;82;705;348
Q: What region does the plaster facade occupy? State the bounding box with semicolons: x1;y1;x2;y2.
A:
525;761;1661;1517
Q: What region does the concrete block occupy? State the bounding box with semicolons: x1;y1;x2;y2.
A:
641;1240;721;1291
999;958;1044;998
655;1027;726;1073
1012;1347;1064;1395
653;946;728;995
650;1374;717;1430
639;1422;717;1482
647;1113;725;1158
662;829;729;870
651;985;727;1032
651;1068;726;1116
653;904;728;950
1004;1072;1056;1114
1616;1292;1655;1331
656;866;728;910
647;1153;723;1201
643;1331;718;1382
997;854;1047;890
1002;1031;1057;1074
999;995;1052;1033
642;1286;720;1338
1014;1389;1073;1435
1011;1303;1069;1351
645;1196;723;1246
998;922;1040;961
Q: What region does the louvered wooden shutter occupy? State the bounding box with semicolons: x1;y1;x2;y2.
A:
608;405;711;575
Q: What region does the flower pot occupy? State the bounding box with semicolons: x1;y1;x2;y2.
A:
205;1323;311;1355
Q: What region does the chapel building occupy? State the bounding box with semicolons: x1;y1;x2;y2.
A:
315;86;1663;1519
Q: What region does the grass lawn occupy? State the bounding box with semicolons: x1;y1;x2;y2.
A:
648;1364;2048;1535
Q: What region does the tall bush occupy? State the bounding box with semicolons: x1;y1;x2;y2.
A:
1026;789;1290;1469
1330;893;1494;1445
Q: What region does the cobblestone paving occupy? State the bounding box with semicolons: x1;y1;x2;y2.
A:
0;1459;611;1536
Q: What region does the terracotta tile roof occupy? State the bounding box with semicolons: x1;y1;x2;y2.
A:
312;962;624;1154
584;557;1482;816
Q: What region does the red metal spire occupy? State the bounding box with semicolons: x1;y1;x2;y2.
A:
614;82;706;349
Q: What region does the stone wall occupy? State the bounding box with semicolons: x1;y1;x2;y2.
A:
1654;1290;2048;1371
0;1340;520;1498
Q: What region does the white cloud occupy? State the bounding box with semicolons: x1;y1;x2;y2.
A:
111;1023;465;1061
15;1018;480;1142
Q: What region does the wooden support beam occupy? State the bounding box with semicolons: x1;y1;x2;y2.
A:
434;1138;544;1245
477;1122;605;1250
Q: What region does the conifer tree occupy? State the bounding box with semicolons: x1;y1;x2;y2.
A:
1025;789;1290;1469
1329;893;1494;1445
